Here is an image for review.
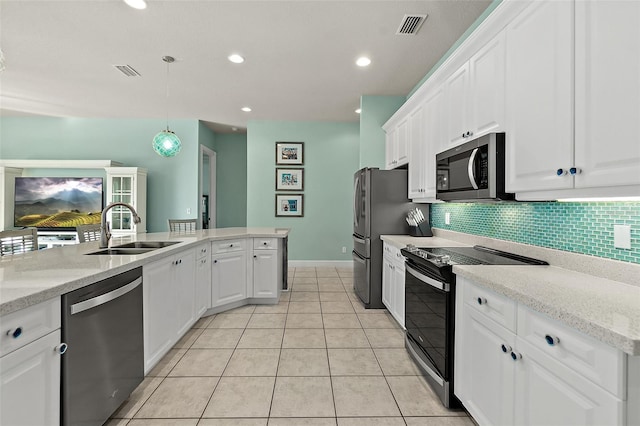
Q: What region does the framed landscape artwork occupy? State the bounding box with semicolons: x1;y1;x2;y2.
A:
275;194;304;217
276;142;304;165
276;168;304;191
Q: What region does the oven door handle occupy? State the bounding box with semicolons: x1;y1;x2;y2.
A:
405;264;449;292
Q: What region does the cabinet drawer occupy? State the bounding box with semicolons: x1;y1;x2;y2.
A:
383;243;405;266
517;306;625;398
463;280;516;333
211;239;245;254
195;242;210;259
1;298;61;357
253;238;277;250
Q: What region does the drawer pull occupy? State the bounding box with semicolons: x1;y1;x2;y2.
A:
229;244;234;248
477;297;487;305
501;344;512;353
545;335;560;346
7;327;23;339
263;242;268;245
55;343;68;355
511;351;522;361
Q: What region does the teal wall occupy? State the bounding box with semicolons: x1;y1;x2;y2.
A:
431;202;640;264
215;133;247;227
0;116;201;232
359;95;406;168
246;121;359;260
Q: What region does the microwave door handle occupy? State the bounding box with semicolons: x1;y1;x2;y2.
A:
467;148;479;190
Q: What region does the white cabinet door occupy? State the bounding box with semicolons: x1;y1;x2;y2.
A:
469;31;506;139
195;256;212;317
574;0;640;189
445;62;470;147
382;256;393;310
456;307;516;426
396;119;409;167
423;87;445;195
505;0;574;192
514;338;624;426
391;262;405;329
212;251;247;307
143;258;174;372
408;104;426;199
252;250;278;298
0;330;61;426
385;128;397;170
174;250;196;339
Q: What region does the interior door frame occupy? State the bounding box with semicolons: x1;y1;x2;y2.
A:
199;145;217;229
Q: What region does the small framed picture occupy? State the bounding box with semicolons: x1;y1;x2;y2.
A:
275;194;304;217
276;142;304;165
276;168;304;191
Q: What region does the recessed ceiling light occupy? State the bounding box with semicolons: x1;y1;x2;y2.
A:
241;107;252;112
231;127;238;131
123;0;147;10
355;108;362;114
228;54;245;64
356;57;371;67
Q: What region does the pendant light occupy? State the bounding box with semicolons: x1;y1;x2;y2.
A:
152;55;182;157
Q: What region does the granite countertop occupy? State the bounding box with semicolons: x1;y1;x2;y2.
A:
0;228;289;316
380;233;640;356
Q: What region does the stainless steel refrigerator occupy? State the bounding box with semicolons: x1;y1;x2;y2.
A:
352;167;418;308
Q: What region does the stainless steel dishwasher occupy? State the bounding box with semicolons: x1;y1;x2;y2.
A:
61;267;144;426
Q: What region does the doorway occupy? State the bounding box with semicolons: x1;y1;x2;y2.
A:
200;146;216;229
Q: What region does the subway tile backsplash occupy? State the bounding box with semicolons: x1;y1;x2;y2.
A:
431;202;640;264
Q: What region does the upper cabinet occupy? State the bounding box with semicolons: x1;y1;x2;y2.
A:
573;0;640;190
385;118;409;170
385;0;639;201
504;0;575;194
408;88;444;201
444;32;506;149
506;0;640;198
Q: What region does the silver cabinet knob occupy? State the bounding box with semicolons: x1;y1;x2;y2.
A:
55;343;68;355
545;335;560;346
511;351;522;361
6;327;23;338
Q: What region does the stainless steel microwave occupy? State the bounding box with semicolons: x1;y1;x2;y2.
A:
435;132;514;201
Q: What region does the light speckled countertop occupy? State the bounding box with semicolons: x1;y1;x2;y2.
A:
0;228;289;316
381;233;640;355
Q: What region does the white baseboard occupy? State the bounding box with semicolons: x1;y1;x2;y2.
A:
288;260;354;268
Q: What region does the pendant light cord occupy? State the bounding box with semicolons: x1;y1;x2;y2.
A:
162;56;175;132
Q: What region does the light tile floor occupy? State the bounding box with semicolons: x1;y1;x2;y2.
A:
107;267;473;426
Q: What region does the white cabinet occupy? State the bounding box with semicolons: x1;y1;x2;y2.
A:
0;299;62;426
508;0;640;198
445;32;506;148
195;243;212;317
408;105;426;199
573;0;640;191
381;243;405;328
385;118;409;170
211;240;247;307
505;0;574;193
105;167;147;236
143;248;196;373
251;238;281;299
0;330;62;426
455;277;627;426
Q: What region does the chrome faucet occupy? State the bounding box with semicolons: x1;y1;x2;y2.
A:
100;202;141;248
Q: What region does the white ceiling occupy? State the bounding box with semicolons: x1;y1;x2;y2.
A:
0;0;492;133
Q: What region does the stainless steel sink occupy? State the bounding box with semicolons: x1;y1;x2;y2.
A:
85;248;157;255
112;241;181;249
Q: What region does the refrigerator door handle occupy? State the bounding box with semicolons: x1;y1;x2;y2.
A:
352;251;366;264
353;235;365;245
353;176;360;229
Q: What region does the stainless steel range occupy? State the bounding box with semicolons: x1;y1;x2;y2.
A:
401;245;547;407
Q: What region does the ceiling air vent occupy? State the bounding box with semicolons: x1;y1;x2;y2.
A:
113;65;141;77
396;14;428;35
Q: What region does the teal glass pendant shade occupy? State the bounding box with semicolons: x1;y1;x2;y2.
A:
152;129;182;157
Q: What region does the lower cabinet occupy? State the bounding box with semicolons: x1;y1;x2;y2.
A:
455;276;627;426
211;250;247;307
381;243;405;328
251;238;282;299
195;243;212;317
0;330;62;426
143;248;196;373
